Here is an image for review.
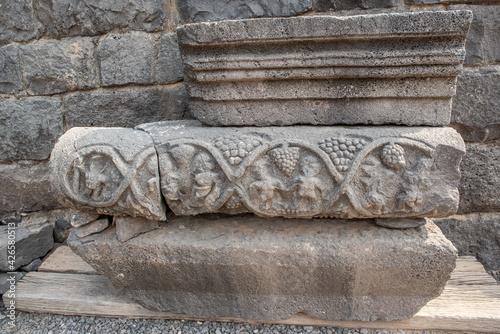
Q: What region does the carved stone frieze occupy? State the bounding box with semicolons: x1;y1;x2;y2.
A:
177;11;472;126
50;128;166;221
137;120;465;219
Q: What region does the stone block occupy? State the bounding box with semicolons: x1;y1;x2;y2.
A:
177;0;312;23
0;0;37;44
98;33;154;86
0;161;61;213
0;223;53;271
20;38;97;95
449;5;500;64
34;0;167;38
0;45;22;94
64;84;188;128
70;211;101;228
156;33;184;83
137;120;465;219
20;258;43;272
0;97;63;160
114;216;159;242
50;127;166;220
451;65;500;142
434;213;500;280
458;141;500;213
333;0;398;10
0;272;25;295
53;218;73;243
177;11;472;126
75;218;109;238
68;214;457;321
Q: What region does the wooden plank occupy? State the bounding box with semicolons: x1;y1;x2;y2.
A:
5;257;500;333
447;256;498;286
38;246;98;275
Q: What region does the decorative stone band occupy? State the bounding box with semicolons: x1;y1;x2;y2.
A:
50;128;166;221
50;121;465;220
176;10;472;126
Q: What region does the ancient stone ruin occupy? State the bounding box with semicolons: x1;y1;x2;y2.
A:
50;10;472;322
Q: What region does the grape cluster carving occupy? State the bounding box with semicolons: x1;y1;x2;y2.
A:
381;143;406;170
269;147;300;177
319;137;367;172
214;136;262;165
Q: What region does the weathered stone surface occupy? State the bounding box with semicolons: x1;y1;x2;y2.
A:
34;0;167;37
98;33;153;86
64;84;188;128
451;65;500;142
177;0;312;23
434;213;500;281
0;97;63;160
333;0;398;10
0;272;25;295
114;216;159;242
68;214;457;321
137;120;465;218
70;211;101;228
0;0;37;44
0;161;61;213
449;5;500;64
53;218;73;243
50;127;166;220
75;218;109;238
458;141;500;213
406;0;496;3
177;11;471;126
375;218;426;229
0;223;53;271
20;38;97;95
20;258;43;272
0;44;22;93
156;33;184;83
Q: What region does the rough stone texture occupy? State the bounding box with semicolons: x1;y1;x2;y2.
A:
0;97;63;160
375;218;426;229
19;208;76;228
20;38;97;95
332;0;398;10
451;65;500;142
53;218;73;243
137;120;465;219
0;161;61;213
20;258;43;272
434;213;500;281
64;84;188;128
406;0;496;3
0;272;25;295
75;218;109;238
177;0;312;23
34;0;167;38
156;33;184;83
50;127;166;220
98;33;153;86
0;44;22;93
449;5;500;64
114;216;159;242
0;223;53;271
70;211;101;228
458;141;500;213
68;214;457;321
0;0;37;44
177;11;471;126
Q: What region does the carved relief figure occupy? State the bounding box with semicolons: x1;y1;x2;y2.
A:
191;152;222;207
293;155;326;211
397;158;432;211
249;160;284;210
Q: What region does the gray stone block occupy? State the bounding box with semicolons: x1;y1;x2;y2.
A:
114;216;159;242
75;218;109;238
34;0;167;38
434;213;500;281
458;141;500;213
98;33;154;86
449;5;500;64
64;84;188;128
177;11;471;126
0;222;53;271
0;45;22;94
20;258;43;272
0;97;63;160
333;0;398;10
20;38;97;95
0;0;37;44
406;0;497;5
70;211;101;228
137;120;465;219
68;214;457;321
156;33;184;84
0;272;25;295
177;0;312;23
0;161;61;213
451;65;500;142
50;127;166;220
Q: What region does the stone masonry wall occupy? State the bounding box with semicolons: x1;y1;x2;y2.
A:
1;0;499;278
